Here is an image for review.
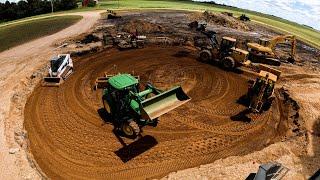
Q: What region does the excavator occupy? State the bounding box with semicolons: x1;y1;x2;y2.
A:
247;64;281;113
247;35;296;64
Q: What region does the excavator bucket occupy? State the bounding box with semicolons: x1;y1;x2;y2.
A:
140;86;191;120
42;77;62;87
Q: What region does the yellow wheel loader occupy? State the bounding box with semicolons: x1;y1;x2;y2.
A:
247;35;296;65
247;64;281;113
198;31;251;70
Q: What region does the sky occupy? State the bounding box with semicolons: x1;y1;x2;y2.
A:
1;0;319;30
194;0;320;30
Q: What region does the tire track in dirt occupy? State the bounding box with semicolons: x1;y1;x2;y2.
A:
24;47;281;179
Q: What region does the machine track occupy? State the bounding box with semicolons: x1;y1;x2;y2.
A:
24;47;282;179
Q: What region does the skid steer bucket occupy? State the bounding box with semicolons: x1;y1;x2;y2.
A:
42;77;62;86
140;86;191;120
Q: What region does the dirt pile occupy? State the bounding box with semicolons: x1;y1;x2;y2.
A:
121;19;165;34
278;88;305;137
189;11;251;31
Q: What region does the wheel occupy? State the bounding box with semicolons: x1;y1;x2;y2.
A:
102;97;111;115
223;57;235;70
121;121;140;138
199;50;211;62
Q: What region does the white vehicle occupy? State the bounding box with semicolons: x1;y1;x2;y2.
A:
43;54;73;86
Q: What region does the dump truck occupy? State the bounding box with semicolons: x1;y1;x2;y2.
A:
247;64;281;112
247;35;296;64
95;73;191;138
43;54;73;86
198;31;251;70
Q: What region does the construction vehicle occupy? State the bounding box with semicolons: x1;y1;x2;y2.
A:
247;64;281;113
114;32;146;49
43;54;73;86
198;31;251;70
247;35;296;64
95;73;191;138
239;14;250;21
106;9;121;19
246;162;289;180
188;21;207;32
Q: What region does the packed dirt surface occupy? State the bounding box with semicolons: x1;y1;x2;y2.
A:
25;47;285;179
2;9;320;179
0;11;102;179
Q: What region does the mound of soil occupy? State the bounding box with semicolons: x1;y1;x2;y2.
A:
121;19;165;34
189;11;251;31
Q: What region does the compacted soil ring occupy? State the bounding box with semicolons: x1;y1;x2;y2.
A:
25;47;281;179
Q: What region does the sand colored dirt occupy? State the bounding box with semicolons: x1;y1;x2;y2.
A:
24;47;284;179
0;11;102;179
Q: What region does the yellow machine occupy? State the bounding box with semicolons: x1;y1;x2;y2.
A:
247;64;281;112
247;35;296;64
199;36;251;70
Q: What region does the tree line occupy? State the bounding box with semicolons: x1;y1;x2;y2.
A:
0;0;79;22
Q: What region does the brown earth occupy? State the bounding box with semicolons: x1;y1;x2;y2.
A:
0;11;102;180
24;47;289;179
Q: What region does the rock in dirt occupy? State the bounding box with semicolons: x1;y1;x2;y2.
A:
9;148;20;154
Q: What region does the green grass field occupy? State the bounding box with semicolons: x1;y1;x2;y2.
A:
0;0;318;50
0;15;82;52
98;0;320;49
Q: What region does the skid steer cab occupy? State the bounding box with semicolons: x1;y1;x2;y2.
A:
96;73;191;138
247;65;281;113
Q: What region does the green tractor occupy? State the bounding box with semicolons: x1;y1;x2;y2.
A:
95;73;191;138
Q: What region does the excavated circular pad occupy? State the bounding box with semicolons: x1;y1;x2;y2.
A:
25;47;280;179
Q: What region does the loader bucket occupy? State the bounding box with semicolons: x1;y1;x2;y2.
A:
140;86;191;120
259;64;281;78
42;77;62;86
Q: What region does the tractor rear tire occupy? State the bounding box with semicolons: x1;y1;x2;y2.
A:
122;121;140;138
199;50;212;62
223;57;235;70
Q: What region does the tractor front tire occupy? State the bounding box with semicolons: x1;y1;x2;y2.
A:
199;50;212;62
122;121;140;138
103;97;112;115
223;57;235;70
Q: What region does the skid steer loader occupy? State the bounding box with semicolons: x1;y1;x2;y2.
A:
247;64;281;113
95;73;191;138
43;54;73;86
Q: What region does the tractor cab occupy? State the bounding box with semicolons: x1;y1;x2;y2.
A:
220;37;237;52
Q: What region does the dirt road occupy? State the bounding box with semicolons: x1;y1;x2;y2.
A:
0;11;102;179
24;47;283;179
